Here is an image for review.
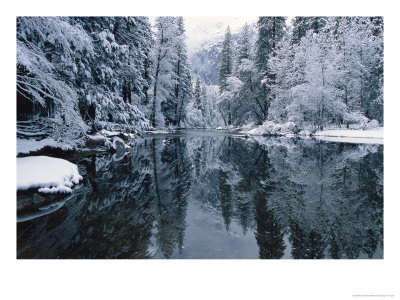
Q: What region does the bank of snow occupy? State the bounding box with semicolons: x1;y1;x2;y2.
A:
313;127;383;145
17;156;82;193
242;121;300;136
242;119;383;145
17;138;74;155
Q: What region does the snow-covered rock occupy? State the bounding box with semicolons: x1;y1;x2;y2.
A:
100;129;120;137
298;130;311;136
100;129;135;140
249;121;299;136
359;119;380;130
17;156;83;193
105;136;130;154
85;134;106;148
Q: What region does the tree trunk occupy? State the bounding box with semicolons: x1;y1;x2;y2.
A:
152;54;161;128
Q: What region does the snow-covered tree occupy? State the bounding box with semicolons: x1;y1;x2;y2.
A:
150;17;193;129
267;17;383;128
236;23;252;66
218;26;234;93
17;17;91;145
194;77;202;111
291;17;327;45
255;17;287;122
159;17;193;128
72;17;151;134
174;17;193;127
150;17;179;128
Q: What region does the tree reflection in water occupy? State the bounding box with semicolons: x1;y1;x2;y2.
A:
17;134;383;259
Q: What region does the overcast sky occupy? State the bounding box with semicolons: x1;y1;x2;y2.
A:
183;17;259;54
150;16;259;55
150;17;293;56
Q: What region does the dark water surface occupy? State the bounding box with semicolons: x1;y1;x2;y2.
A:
17;131;383;259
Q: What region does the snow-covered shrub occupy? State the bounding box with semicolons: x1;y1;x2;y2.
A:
250;121;299;136
184;101;204;128
344;111;370;126
365;120;380;130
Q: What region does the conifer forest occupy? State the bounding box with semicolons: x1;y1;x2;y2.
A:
17;17;384;260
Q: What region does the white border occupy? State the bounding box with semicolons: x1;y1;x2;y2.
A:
1;1;399;299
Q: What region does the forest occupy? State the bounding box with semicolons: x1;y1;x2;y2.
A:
17;16;383;148
16;15;385;262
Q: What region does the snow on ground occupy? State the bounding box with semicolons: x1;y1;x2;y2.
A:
314;127;383;145
241;121;299;136
17;156;82;193
86;134;105;141
100;129;121;137
239;120;383;145
17;138;73;155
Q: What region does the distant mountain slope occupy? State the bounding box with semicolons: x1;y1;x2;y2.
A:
190;23;256;85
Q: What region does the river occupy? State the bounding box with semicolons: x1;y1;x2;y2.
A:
17;130;383;259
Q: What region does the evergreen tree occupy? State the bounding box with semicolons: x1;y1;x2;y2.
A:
71;17;150;134
175;17;193;127
160;17;192;127
236;23;251;67
194;78;202;111
291;17;327;44
218;26;233;93
151;17;178;128
200;84;207;121
255;17;287;122
17;17;91;145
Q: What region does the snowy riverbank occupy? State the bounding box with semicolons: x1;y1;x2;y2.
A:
17;138;74;155
313;127;383;145
238;120;383;145
17;156;82;194
17;129;136;156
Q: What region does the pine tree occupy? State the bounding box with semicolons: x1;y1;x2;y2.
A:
291;17;327;44
255;17;287;122
218;26;233;93
200;83;207;121
70;17;150;134
174;17;193;127
236;23;251;66
151;17;178;128
194;78;202;111
17;17;92;145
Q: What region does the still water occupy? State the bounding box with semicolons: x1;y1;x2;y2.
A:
17;131;383;259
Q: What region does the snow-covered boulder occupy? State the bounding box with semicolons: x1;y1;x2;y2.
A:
85;134;106;148
17;156;83;194
250;121;299;136
105;136;130;155
240;122;256;131
100;129;135;141
354;119;379;130
298;130;311;136
281;122;300;134
250;121;275;136
365;119;380;130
